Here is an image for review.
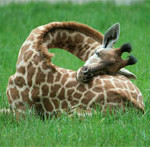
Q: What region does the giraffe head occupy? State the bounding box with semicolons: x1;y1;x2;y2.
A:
84;23;120;67
94;43;136;72
77;23;137;82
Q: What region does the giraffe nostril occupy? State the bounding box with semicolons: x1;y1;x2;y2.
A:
82;66;89;74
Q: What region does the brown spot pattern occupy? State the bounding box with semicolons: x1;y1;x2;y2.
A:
107;95;122;103
8;78;13;85
35;104;44;114
47;72;54;83
73;92;82;99
131;92;138;100
36;67;46;85
88;81;93;89
70;100;78;106
32;28;41;35
33;54;43;65
127;82;135;91
74;34;84;43
104;80;114;89
62;32;67;40
61;101;68;109
17;44;30;64
55;73;61;82
31;86;39;100
52;99;59;109
50;84;61;97
43;33;50;42
77;84;86;92
56;32;61;41
42;61;51;70
27;34;34;41
66;81;77;88
41;84;49;96
95;95;104;104
85;51;91;60
24;50;33;62
61;74;69;85
27;62;36;87
92;87;103;92
43;98;53;112
82;91;95;105
17;66;26;75
58;88;65;100
120;81;128;89
113;79;123;89
139;95;143;103
95;78;102;85
14;76;26;88
21;44;30;53
71;72;76;78
86;38;95;44
15;102;26;110
21;88;29;102
123;90;130;98
65;36;74;47
81;98;90;105
10;87;19;100
7;90;12;104
67;89;74;97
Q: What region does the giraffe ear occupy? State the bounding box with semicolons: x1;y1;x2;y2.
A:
102;23;120;49
117;68;137;79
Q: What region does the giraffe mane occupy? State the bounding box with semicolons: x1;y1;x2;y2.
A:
37;22;104;45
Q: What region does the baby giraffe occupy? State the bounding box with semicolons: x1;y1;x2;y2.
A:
6;22;144;119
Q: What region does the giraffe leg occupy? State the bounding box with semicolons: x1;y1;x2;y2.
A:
0;108;11;114
0;106;26;122
12;104;27;122
69;108;97;119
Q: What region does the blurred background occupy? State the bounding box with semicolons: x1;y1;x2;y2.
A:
0;0;145;6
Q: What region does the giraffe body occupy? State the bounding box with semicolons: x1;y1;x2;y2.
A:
6;22;144;118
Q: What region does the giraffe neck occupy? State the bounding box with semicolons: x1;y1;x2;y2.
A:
30;22;103;62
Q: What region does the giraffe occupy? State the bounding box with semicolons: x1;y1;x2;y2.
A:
6;22;144;119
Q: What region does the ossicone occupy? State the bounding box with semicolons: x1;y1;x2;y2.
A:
127;55;137;65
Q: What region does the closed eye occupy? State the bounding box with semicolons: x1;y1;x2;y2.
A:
95;51;100;57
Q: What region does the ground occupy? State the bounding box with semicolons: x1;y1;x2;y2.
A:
0;1;150;146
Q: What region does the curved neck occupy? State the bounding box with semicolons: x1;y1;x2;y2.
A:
33;22;103;61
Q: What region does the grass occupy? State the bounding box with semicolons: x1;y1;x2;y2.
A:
0;1;150;146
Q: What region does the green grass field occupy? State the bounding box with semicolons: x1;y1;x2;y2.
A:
0;1;150;146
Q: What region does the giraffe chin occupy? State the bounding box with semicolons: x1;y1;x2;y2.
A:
76;66;107;83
